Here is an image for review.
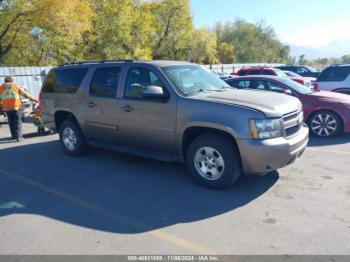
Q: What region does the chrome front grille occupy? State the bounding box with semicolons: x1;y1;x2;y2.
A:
283;110;303;137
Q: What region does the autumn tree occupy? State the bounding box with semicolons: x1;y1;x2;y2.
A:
190;28;218;64
0;0;92;65
150;0;193;60
217;42;236;64
214;20;291;63
82;0;155;61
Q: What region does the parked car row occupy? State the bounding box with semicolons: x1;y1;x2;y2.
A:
225;75;350;138
233;67;315;89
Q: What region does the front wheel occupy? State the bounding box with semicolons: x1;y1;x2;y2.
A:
308;110;343;137
59;119;89;156
186;133;242;189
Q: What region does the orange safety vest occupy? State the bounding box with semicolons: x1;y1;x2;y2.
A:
0;83;24;111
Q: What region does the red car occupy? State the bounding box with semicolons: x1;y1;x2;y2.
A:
225;75;350;137
234;67;313;88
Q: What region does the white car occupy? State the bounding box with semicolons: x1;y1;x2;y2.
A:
316;64;350;95
283;70;316;89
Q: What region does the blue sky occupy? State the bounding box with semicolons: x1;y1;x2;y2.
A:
190;0;350;47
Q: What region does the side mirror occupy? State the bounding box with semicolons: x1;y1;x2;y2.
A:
284;89;293;95
142;85;166;99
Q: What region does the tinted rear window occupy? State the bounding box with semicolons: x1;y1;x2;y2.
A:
263;70;275;75
238;70;248;76
247;69;261;75
90;67;121;98
318;66;350;82
42;68;88;93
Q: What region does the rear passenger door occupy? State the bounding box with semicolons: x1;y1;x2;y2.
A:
81;66;121;142
117;66;177;154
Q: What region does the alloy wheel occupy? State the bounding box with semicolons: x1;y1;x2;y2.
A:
194;147;225;181
311;113;338;137
62;127;77;151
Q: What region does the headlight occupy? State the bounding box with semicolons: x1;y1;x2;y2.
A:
250;118;283;139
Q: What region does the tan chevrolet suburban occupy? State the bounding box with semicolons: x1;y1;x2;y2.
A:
40;60;309;189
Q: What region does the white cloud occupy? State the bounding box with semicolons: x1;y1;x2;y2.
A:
279;21;350;47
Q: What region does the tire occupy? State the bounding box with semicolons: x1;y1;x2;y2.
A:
186;133;242;189
59;119;89;156
308;110;343;137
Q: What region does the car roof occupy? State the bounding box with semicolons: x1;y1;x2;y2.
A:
329;63;350;67
226;75;286;81
58;60;193;69
239;67;274;70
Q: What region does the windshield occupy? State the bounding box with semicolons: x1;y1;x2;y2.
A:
284;71;301;77
163;65;230;96
280;78;313;95
274;69;288;78
305;66;318;72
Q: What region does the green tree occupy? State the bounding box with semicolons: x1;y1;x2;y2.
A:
82;0;155;61
217;42;236;64
150;0;193;60
0;0;93;65
341;55;350;63
190;28;218;64
214;19;291;63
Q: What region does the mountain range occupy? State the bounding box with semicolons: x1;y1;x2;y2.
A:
288;40;350;59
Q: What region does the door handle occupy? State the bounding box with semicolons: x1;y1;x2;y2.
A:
86;101;96;108
120;105;134;112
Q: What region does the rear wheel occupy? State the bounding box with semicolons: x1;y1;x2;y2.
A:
308;110;343;137
186;133;242;189
59;119;89;156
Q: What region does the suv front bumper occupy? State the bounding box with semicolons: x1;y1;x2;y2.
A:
238;124;309;175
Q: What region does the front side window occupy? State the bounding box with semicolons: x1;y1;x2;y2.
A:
280;78;312;94
297;67;308;74
237;80;250;89
90;67;121;98
248;80;265;90
42;68;88;94
274;69;288;78
266;81;285;93
125;67;164;99
232;80;265;90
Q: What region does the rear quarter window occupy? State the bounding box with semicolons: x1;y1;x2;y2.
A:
263;70;275;76
317;66;350;82
248;69;261;75
42;68;88;94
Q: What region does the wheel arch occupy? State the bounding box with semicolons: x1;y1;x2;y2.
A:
181;125;242;164
54;110;80;131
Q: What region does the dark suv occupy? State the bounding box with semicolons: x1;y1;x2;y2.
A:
276;66;320;78
40;60;308;189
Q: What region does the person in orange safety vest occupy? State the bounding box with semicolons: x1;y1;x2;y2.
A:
0;75;38;142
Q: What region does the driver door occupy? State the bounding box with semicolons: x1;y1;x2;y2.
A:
117;66;177;154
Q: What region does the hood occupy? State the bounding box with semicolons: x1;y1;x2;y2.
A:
307;91;350;103
191;89;302;118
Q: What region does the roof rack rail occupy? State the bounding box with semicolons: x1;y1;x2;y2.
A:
60;59;134;66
